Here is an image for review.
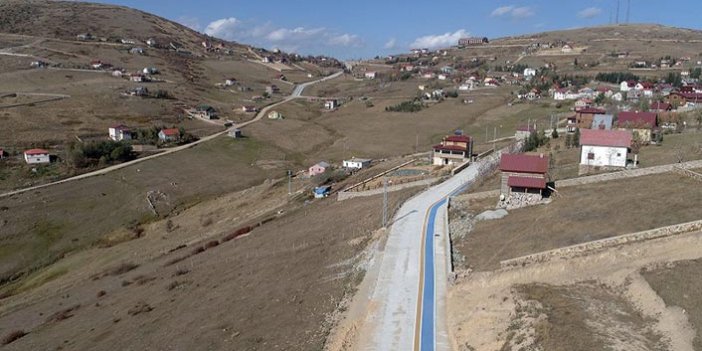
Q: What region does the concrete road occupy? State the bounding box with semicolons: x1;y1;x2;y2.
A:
357;156;497;351
0;71;343;198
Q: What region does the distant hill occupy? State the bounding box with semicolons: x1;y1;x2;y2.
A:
0;0;224;52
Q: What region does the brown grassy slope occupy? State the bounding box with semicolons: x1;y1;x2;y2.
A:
0;188;415;351
642;259;702;350
0;0;221;52
454;172;702;271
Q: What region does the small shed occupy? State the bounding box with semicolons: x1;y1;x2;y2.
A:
268;110;283;119
314;186;332;198
228;129;242;138
343;158;371;169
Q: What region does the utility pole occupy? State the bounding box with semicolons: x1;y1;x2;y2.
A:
382;177;388;227
287;170;292;195
415;134;419;154
485;126;488;143
493;126;497;150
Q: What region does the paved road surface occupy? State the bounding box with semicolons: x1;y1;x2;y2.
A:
0;71;343;199
357;156;494;351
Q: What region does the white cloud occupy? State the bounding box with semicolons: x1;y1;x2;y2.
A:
577;7;602;19
491;6;514;17
410;29;469;49
203;17;363;55
328;33;362;47
204;17;241;40
384;38;397;49
491;5;535;19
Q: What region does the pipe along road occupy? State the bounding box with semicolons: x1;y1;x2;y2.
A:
358;157;488;351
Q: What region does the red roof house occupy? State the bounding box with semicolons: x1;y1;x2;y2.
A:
499;153;550;197
616;111;657;129
650;102;672;112
580;129;632;148
158;128;180;142
432;134;473;166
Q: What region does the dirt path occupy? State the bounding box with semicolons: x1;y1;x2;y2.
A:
448;231;702;350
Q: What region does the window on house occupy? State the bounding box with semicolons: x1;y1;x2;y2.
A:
616;153;621;157
587;152;595;160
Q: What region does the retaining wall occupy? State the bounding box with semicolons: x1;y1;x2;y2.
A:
337;177;438;201
500;219;702;269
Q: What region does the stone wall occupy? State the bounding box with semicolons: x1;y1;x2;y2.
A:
499;219;702;269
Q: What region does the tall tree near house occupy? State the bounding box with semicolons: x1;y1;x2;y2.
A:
696;110;702;131
573;128;580;147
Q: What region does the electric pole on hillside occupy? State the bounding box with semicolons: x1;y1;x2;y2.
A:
287;170;292;195
382;177;388;228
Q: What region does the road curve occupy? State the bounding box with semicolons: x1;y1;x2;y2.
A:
0;70;343;198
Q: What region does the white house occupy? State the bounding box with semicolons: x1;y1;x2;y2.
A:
553;88;569;101
561;44;573;53
146;38;157;47
324;99;339;110
523;68;537;77
579;129;632;169
611;92;624;102
343;158;372;169
620;81;635;92
364;71;377;79
108;125;132;141
23;149;50;164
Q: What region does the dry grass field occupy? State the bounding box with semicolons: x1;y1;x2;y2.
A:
453;172;702;271
0;169;418;350
0;135;290;282
643;259;702;350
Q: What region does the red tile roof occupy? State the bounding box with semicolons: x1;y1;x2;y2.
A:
507;176;546;189
500;154;549;174
580;129;632;148
433;144;467;152
160;128;180;136
24;148;49;155
576;107;606;114
616;111;657;128
650;102;672;111
444;135;471;143
112;124;130;131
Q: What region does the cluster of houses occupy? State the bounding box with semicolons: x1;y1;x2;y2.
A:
308;157;373;198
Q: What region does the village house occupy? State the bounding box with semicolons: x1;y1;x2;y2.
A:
574;98;593;109
567;107;606;133
364;71;377;79
615;111;658;143
225;78;237;86
265;85;280;95
561;44;573;53
0;148;5;159
458;37;489;46
112;69;124;77
579;129;632;173
23;149;51;164
158;128;180;142
650;101;673;112
120;39;136;45
553;88;570;101
129;47;145;55
620;80;636;92
526;88;541;100
76;33;94;41
146;38;157;47
432;134;473;166
484;78;500;87
90;60;103;69
591;114;614;130
242;105;258;113
309;161;330;176
635;82;655;97
267;110;282;119
195;105;217;119
127;86;148;96
342;157;372;170
324;99;339;110
523;68;537;78
30;61;48;68
666;92;702;107
143;67;158;75
499;153;550;198
130;73;145;82
108;125;132;141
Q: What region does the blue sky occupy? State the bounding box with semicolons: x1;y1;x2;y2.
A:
93;0;702;59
